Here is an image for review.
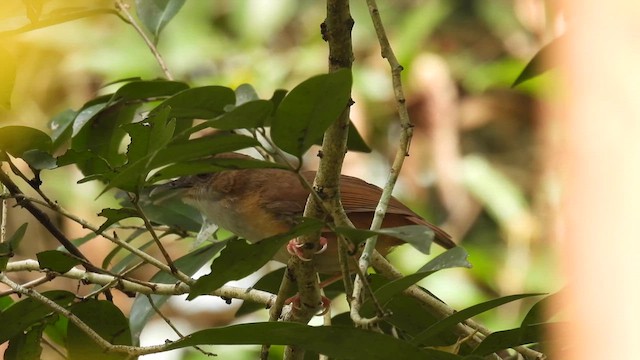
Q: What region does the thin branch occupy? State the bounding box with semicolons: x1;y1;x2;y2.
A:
0;169;104;275
0;273;54;297
2;192;193;285
7;157;55;208
130;196;178;274
115;0;174;80
1;263;277;357
0;8;124;38
4;259;275;306
350;0;415;327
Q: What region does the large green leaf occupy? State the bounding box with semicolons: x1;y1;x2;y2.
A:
0;126;52;160
135;187;201;232
49;109;77;150
188;218;325;300
411;293;544;346
96;208;140;234
362;247;470;314
71;102;138;173
36;250;82;274
66;299;131;360
147;156;285;183
150;133;260;167
98;106;176;194
271;69;352;157
4;321;46;360
129;241;227;344
135;0;186;44
335;224;435;254
178;99;273;138
150;85;236;120
109;79;189;103
165;322;460;360
0;290;75;343
471;322;552;356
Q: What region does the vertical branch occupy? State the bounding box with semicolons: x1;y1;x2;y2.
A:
350;0;414;325
283;0;354;358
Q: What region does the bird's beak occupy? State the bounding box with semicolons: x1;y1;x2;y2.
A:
149;177;195;201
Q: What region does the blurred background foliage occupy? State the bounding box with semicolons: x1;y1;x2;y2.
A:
0;0;560;358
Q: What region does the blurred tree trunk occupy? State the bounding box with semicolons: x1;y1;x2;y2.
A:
555;0;640;359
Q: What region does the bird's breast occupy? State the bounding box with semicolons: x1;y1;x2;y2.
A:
186;192;291;243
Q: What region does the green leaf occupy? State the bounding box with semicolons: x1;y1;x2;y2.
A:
4;321;45;360
471;323;551;356
66;299;132;360
22;149;57;170
335;224;435;254
363;247;471;313
412;293;544;346
0;290;75;343
44;315;68;347
71;103;138;173
129;241;227;344
416;246;472;272
0;126;52;159
150;85;235;120
0;294;14;310
49;109;77;150
135;187;201;232
521;291;557;326
512;35;564;87
0;45;16;109
0;223;28;270
36;250;82;273
96;208;140;234
272;69;352;157
110;79;189;103
7;223;27;252
0;243;11;271
166;322;459;360
56;149;115;182
313;122;371;152
148;156;285;183
346;122;371;153
150;133;260;168
123;107;175;162
135;0;186;44
104;106;176;194
179;99;273;138
71;102;108;137
188;218;325;300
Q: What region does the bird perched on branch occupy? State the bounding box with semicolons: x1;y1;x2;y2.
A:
158;152;454;273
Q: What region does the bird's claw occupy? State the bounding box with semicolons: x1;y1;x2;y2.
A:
286;236;328;261
285;294;331;316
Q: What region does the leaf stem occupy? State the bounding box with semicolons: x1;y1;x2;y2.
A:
115;0;174;80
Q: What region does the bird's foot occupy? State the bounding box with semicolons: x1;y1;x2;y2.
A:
286;236;328;261
285;294;331;316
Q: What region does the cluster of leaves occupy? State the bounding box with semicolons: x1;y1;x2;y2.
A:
0;72;553;359
0;1;557;359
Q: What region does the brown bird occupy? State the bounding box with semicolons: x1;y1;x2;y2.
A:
161;152;454;274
